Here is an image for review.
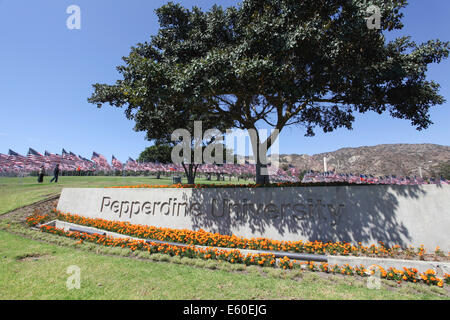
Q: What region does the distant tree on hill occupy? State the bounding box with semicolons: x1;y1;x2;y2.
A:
432;161;450;179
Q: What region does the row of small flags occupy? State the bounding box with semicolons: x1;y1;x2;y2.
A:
302;171;449;185
0;148;298;181
0;148;114;173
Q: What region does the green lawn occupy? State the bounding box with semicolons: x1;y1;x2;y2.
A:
1;230;447;300
0;176;251;215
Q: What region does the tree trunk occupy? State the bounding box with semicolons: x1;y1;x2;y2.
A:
253;141;271;185
183;162;198;184
255;161;270;184
249;126;280;185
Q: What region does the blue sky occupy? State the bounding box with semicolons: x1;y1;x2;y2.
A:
0;0;449;162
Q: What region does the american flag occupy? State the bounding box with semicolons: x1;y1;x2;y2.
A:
27;148;44;164
0;153;10;171
111;155;123;170
8;150;27;170
125;157;139;172
68;152;85;169
92;152;111;171
60;148;75;170
78;155;94;171
8;149;20;156
61;148;70;158
44;151;61;164
41;151;60;171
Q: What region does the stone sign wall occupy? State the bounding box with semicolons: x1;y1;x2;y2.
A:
57;185;450;251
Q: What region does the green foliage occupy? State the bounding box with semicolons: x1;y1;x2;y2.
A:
298;170;307;182
137;144;172;163
89;0;449;183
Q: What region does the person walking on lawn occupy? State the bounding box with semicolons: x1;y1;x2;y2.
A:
50;164;60;183
37;165;45;183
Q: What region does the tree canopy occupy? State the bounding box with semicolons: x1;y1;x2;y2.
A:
89;0;449;184
137;144;173;164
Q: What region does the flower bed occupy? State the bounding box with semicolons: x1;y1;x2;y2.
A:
36;222;448;288
54;211;449;261
39;224;277;267
26;214;50;227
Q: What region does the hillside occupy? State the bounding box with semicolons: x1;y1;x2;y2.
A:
277;144;450;177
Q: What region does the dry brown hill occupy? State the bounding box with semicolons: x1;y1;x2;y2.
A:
277;143;450;177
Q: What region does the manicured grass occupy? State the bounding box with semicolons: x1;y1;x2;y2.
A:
0;230;447;300
0;176;252;214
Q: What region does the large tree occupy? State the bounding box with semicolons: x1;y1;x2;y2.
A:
138;144;173;164
89;0;449;184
